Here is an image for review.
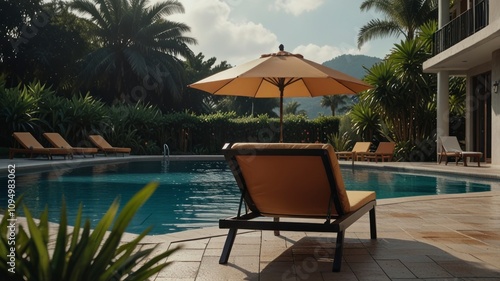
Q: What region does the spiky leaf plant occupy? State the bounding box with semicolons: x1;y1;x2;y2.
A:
0;182;178;281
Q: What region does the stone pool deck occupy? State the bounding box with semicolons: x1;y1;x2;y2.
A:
2;156;500;280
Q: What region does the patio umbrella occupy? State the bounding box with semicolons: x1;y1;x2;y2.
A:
188;46;372;142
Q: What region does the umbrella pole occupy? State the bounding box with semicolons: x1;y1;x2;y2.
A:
279;88;284;143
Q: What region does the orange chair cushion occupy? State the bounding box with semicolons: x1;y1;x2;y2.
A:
231;143;355;217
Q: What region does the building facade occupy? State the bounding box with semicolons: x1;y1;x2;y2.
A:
423;0;500;165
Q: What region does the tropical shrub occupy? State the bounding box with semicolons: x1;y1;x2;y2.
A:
327;132;352;152
106;102;164;154
349;100;381;142
359;38;436;161
0;182;178;281
0;81;49;147
37;92;109;147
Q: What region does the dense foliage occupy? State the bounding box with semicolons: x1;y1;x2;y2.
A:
348;37;465;161
0;81;339;154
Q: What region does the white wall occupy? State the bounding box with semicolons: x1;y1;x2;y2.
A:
491;49;500;165
489;0;500;22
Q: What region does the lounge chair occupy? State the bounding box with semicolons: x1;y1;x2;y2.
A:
438;136;482;167
219;142;377;272
43;133;98;158
9;132;73;160
336;142;371;164
360;142;395;162
88;135;131;156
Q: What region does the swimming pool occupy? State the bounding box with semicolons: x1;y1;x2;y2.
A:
1;160;495;235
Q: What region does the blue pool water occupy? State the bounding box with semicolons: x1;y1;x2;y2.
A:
1;160;494;235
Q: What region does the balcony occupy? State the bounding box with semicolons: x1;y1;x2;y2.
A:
433;0;489;55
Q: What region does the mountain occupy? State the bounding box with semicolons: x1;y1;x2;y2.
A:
322;54;382;79
289;54;382;118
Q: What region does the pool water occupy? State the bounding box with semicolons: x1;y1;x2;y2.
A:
1;160;493;235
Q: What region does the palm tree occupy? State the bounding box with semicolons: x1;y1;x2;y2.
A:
284;101;307;116
357;0;437;48
183;52;232;113
70;0;196;105
320;95;351;116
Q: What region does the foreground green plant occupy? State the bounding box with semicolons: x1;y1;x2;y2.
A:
0;182;178;281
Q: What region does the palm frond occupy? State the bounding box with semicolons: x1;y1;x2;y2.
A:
123;47;148;77
358;19;402;48
359;0;392;13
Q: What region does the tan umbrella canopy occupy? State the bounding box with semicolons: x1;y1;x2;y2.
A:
188;46;372;142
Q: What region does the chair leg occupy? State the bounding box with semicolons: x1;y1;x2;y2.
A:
274;217;280;236
332;231;345;272
369;207;377;239
219;228;237;264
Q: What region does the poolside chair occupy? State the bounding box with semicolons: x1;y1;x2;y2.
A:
9;132;73;160
360;142;395;163
438;136;482;167
219;142;377;272
43;133;98;158
336;142;371;164
88;135;131;156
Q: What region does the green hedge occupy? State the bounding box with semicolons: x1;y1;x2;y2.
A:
189;113;339;154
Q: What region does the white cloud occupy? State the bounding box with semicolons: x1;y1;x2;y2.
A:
292;42;372;64
271;0;325;16
171;0;279;65
167;0;385;66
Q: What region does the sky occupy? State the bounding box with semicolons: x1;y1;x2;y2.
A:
168;0;401;66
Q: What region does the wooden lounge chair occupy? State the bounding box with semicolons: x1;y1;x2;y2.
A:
88;135;131;156
9;132;73;160
219;142;377;272
43;133;98;158
336;142;371;164
361;142;395;162
438;136;482;167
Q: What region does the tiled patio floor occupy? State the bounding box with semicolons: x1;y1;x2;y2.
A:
152;191;500;281
3;157;500;280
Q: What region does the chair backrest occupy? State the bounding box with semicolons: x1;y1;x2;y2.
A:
12;132;45;149
223;143;350;218
43;133;72;148
352;142;371;153
439;136;463;153
89;135;112;149
374;142;395;154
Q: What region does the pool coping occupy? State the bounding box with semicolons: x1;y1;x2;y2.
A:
4;154;500;178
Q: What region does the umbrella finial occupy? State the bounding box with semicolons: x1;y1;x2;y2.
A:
279;44;284;51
